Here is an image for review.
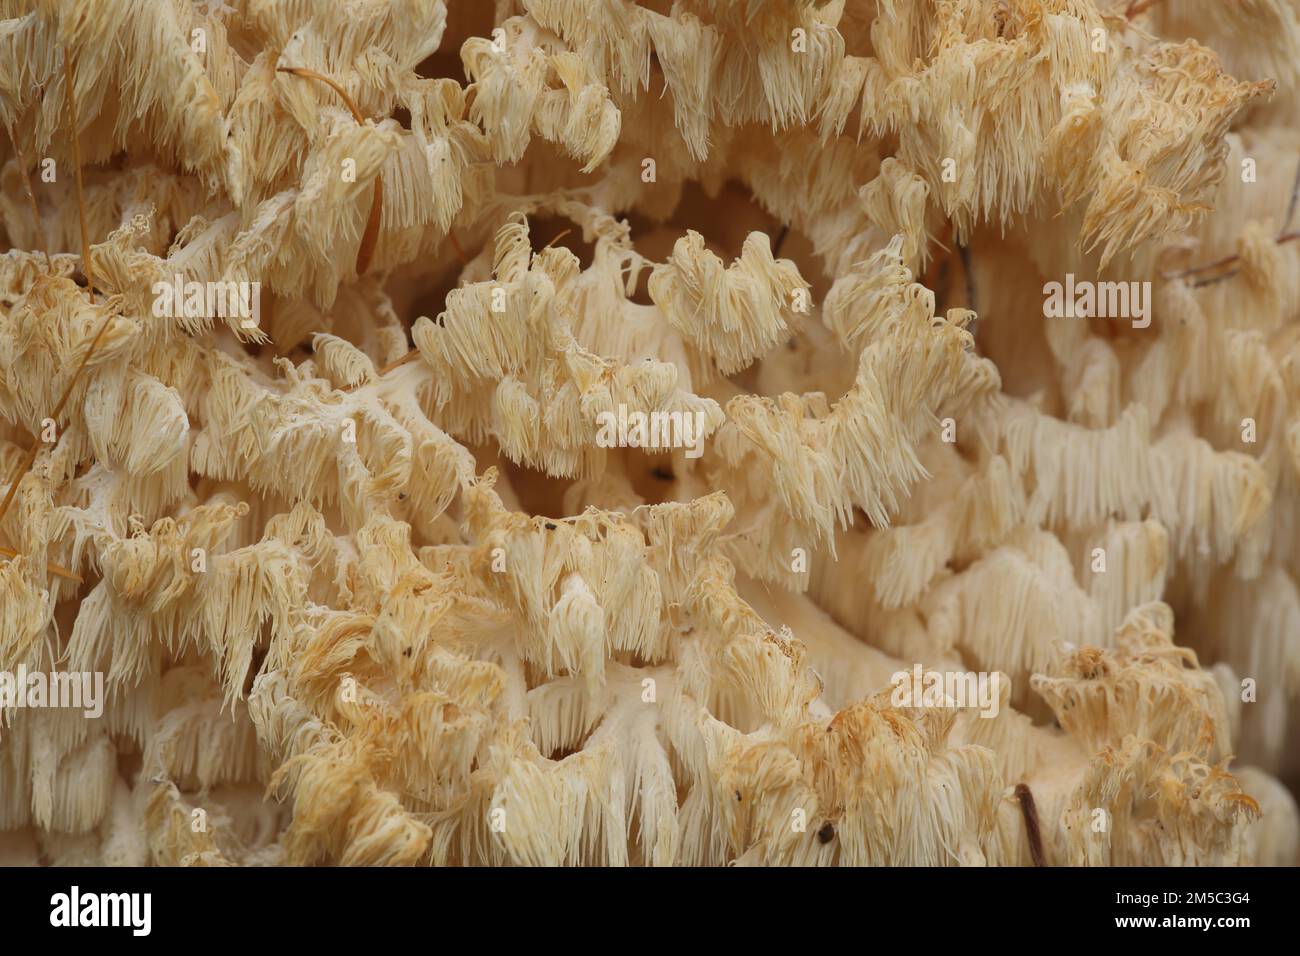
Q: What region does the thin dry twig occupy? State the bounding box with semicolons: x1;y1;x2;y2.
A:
337;348;423;393
65;55;93;304
1283;156;1300;234
771;223;790;257
277;66;383;275
374;349;421;377
0;52;110;586
0;545;82;583
1125;0;1168;19
446;228;468;264
1174;232;1300;288
3;119;51;269
543;228;572;249
1161;156;1300;287
1015;783;1047;867
957;240;976;313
